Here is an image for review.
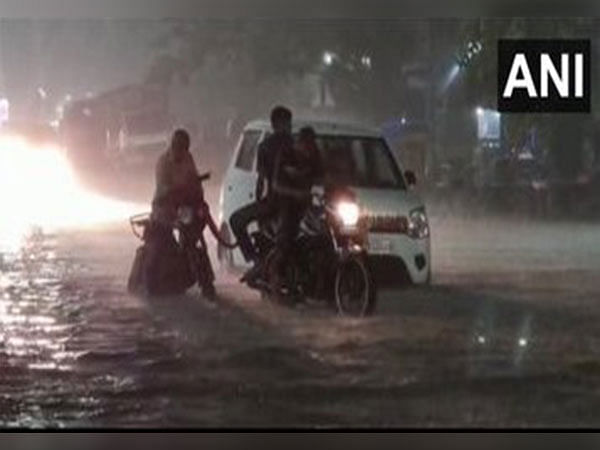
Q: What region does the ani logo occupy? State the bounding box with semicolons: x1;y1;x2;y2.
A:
498;39;591;113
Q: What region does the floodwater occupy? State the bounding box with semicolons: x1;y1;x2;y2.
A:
2;187;600;426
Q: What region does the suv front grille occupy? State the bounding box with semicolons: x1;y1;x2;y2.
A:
362;215;408;234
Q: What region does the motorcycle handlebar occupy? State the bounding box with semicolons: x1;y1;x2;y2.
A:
129;212;151;240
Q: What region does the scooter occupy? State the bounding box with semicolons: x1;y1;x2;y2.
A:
127;173;236;298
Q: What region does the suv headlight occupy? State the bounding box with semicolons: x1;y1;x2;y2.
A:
336;201;360;228
408;207;429;239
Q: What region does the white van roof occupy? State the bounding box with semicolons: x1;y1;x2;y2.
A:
244;118;381;138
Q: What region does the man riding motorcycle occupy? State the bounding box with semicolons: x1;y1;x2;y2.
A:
229;106;294;285
147;128;216;299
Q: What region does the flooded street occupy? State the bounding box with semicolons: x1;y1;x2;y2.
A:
1;10;600;432
2;200;600;427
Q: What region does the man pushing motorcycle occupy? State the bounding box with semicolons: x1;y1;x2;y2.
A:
149;128;216;299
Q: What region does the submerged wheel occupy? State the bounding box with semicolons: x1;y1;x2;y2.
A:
261;248;303;304
334;256;376;317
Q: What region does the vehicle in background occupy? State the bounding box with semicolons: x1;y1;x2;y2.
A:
59;84;170;168
477;151;549;216
110;111;171;167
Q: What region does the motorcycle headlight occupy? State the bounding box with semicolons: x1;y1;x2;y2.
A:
408;207;429;239
336;201;360;228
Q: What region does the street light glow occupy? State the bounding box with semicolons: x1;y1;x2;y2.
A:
440;62;460;93
323;51;334;66
361;55;372;69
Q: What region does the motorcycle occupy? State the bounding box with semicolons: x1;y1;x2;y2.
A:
127;172;235;297
247;187;377;317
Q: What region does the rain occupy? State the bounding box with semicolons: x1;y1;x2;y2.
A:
1;15;600;428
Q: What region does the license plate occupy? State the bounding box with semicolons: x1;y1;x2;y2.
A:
369;236;392;253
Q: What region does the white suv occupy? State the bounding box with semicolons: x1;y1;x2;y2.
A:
217;119;431;285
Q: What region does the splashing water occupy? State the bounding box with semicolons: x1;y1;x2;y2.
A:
0;136;142;252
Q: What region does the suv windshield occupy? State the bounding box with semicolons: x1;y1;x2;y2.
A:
317;136;406;190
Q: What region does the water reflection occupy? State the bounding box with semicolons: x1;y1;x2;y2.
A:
1;234;77;371
0;228;102;427
0;227;187;427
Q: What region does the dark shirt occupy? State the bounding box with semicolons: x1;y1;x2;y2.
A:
256;131;294;199
273;145;322;201
294;150;323;193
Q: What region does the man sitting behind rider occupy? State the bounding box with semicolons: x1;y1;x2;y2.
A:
274;126;322;199
269;126;322;302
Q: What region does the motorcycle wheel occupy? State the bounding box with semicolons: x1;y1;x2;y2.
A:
334;255;376;317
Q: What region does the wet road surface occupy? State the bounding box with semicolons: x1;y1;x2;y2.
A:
2;208;600;427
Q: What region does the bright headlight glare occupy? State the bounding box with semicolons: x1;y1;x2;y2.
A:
336;201;360;227
408;207;429;239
